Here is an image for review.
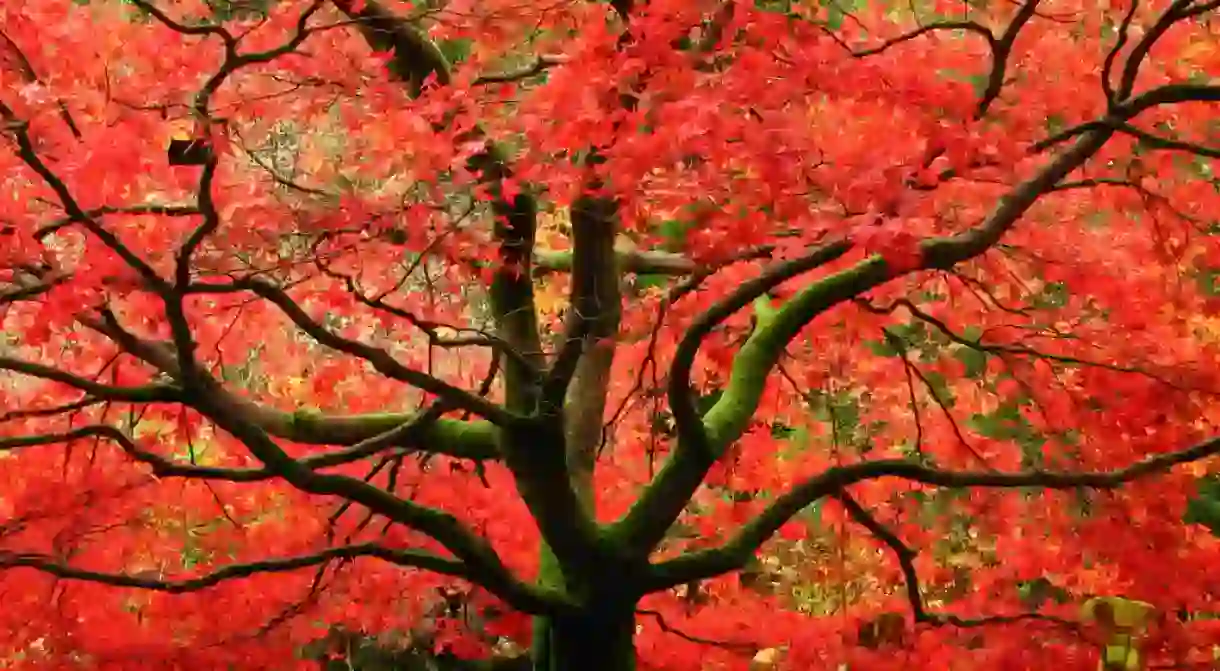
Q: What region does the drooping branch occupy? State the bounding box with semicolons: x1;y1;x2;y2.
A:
4;303;541;605
643;432;1220;591
0;419;487;493
833;491;1075;629
0;425;272;482
1111;121;1220;159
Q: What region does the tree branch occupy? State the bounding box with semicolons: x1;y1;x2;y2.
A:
644;432;1220;590
180;382;570;614
1113;122;1220;159
616;125;1118;556
834;491;1075;629
858;297;1195;390
542;196;620;411
0;425;271;482
534;247;698;276
0;543;468;596
840;0;1040;118
78;286;501;463
1113;0;1220;104
545;194;623;519
330;0;450;96
220;277;518;425
473;55;565;86
479;184;604;574
0;357;178;403
0;103;167;291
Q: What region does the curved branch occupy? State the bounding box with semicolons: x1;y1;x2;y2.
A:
224;277;518;425
1100;0;1140;105
1114;0;1220;103
0;357;178;403
128;0;237;43
330;0;450;96
644;432;1220;590
474;55;565;86
972;0;1042;118
0;543;466;595
849;21;997;59
163;1;326;388
1121;82;1220;115
1113;122;1220;159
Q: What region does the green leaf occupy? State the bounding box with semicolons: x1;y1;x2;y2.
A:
865;339;900;357
771;422;796;439
658;218;692;250
1032;281;1070;309
953;346;988;378
634;273;669;291
1186;475;1220;536
922;371;955;407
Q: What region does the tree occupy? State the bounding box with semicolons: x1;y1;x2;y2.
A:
2;0;1220;668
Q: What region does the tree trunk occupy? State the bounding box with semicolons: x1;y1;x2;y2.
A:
531;599;638;671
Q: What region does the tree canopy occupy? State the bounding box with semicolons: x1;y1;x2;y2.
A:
2;0;1220;669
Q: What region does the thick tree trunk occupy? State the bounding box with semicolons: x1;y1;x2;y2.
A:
532;599;638;671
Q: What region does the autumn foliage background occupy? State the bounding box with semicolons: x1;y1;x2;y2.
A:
2;0;1220;668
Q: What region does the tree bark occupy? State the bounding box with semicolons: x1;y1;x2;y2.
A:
532;598;638;671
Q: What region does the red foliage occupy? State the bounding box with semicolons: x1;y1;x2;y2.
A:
1;0;1220;669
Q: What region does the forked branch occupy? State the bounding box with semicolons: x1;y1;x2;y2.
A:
617;126;1117;556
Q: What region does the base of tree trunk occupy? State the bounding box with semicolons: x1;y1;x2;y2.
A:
532;600;638;671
